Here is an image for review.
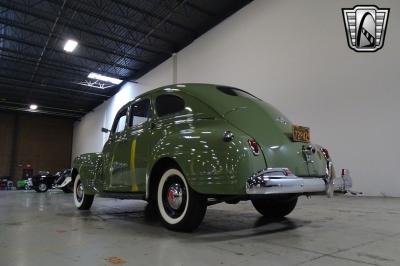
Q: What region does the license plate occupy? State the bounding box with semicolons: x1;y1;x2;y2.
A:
292;125;310;143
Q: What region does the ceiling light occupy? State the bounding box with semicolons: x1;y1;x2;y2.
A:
63;39;78;52
29;104;38;110
88;72;123;85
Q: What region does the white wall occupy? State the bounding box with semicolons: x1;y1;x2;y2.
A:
73;0;400;196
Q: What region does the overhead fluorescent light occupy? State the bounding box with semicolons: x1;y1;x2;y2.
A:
29;104;38;110
88;72;123;85
63;39;78;52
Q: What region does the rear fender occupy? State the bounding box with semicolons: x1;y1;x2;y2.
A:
148;119;266;195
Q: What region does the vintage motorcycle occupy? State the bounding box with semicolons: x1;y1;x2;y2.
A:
32;169;73;193
54;169;74;193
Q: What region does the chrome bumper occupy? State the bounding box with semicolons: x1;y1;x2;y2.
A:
246;168;352;196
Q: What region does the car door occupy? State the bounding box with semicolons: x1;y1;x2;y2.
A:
123;98;152;192
103;98;152;192
103;105;130;191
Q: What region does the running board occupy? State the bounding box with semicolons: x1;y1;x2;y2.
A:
98;192;146;200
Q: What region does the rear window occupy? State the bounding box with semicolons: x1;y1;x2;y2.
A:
156;94;185;117
217;86;260;100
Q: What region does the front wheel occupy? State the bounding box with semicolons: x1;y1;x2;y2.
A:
156;168;207;232
251;196;298;218
73;175;94;210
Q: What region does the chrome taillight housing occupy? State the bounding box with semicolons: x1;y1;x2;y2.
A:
248;139;260;156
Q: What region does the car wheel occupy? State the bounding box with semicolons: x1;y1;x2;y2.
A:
73;175;94;210
36;182;48;193
157;168;207;232
251;196;298;218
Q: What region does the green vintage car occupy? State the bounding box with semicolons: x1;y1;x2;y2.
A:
72;83;352;231
16;179;29;190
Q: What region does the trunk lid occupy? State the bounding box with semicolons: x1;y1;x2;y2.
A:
224;104;327;177
185;85;327;177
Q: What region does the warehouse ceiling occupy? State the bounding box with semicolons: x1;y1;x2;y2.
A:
0;0;252;119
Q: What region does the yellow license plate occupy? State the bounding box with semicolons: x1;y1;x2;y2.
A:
292;125;310;143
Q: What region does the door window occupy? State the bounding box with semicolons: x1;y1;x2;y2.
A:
112;109;128;134
130;99;150;127
155;94;185;117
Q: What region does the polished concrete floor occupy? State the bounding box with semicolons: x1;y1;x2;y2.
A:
0;191;399;266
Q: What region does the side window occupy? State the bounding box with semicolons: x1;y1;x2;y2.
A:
130;99;150;127
155;94;185;117
112;109;128;134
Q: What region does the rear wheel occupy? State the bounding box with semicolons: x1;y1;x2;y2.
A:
251;196;298;218
156;168;207;232
35;182;48;193
73;175;94;210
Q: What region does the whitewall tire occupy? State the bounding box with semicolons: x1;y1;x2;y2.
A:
73;174;94;210
156;168;207;232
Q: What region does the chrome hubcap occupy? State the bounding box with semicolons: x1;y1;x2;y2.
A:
76;182;84;201
39;183;46;191
166;183;183;210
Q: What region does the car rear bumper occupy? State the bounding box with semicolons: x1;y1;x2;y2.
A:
246;167;352;196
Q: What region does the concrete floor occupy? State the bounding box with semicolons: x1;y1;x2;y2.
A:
0;191;399;266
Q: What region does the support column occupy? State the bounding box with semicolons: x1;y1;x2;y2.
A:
9;113;20;181
172;53;178;84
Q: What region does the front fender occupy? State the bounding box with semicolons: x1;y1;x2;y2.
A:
73;153;103;195
149;119;266;195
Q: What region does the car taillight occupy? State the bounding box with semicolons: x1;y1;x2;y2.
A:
321;147;330;160
248;139;260;156
283;168;293;176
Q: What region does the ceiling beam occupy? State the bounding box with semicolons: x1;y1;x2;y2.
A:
0;0;170;55
0;33;139;73
0;47;125;79
2;100;86;114
0;17;149;64
0;53;92;78
0;57;83;81
111;0;197;35
30;0;67;82
0;104;82;119
0;75;111;98
0;92;93;111
47;0;178;46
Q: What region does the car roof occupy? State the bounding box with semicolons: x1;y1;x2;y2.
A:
126;83;263;115
136;83;217;98
120;83;217;111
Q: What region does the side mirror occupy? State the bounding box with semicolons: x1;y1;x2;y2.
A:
101;127;111;133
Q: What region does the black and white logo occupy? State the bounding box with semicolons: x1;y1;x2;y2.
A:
342;5;390;52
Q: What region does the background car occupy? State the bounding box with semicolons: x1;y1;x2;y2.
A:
32;171;56;193
16;179;30;190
